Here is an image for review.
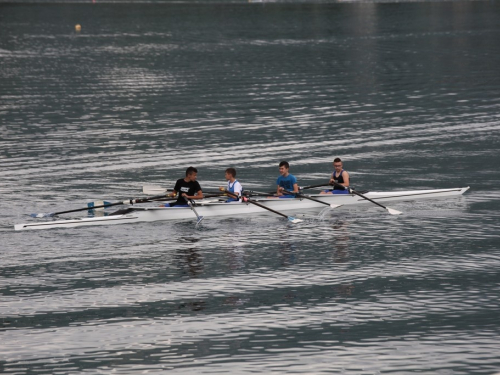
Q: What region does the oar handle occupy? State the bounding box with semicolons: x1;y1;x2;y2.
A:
224;190;240;199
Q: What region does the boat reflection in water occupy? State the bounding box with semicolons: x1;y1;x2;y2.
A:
331;220;355;297
332;220;350;265
174;236;206;312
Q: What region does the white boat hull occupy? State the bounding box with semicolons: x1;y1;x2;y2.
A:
14;187;469;231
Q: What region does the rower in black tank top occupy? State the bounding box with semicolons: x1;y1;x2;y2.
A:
320;157;350;194
332;170;346;190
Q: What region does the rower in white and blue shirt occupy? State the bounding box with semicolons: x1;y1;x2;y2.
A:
223;168;243;202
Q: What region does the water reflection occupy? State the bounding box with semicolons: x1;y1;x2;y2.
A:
177;300;206;312
1;2;500;374
331;220;354;297
331;220;350;264
278;231;297;267
224;234;247;272
175;237;204;278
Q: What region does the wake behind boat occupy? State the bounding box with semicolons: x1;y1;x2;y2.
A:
14;187;469;231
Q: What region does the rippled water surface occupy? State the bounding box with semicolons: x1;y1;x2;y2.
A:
1;1;500;374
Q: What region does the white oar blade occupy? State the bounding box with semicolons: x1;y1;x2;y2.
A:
329;204;343;209
30;212;54;218
196;216;204;225
142;185;166;195
288;217;303;224
387;208;402;215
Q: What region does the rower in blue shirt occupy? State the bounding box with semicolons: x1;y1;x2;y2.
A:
276;161;299;197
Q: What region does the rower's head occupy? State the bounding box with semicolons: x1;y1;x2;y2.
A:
333;158;343;172
279;161;290;176
185;166;198;181
225;168;236;181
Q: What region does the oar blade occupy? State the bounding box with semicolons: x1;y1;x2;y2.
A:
142;185;167;195
387;208;403;215
30;212;54;218
196;216;204;224
288;216;303;224
329;204;343;209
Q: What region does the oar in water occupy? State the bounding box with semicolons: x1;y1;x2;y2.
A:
282;189;342;209
225;190;303;224
185;199;204;224
30;194;173;218
330;181;402;215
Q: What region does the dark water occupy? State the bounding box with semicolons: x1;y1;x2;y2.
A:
1;2;500;373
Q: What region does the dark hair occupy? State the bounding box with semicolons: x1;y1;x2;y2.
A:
279;161;290;169
333;158;342;163
225;168;236;177
185;166;198;176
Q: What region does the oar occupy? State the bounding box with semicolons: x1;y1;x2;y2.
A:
300;182;331;190
186;199;204;224
30;194;173;218
241;189;341;210
282;189;342;209
225;190;302;224
243;189;276;197
330;181;402;215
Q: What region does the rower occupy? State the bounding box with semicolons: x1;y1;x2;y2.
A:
220;168;243;202
164;166;204;207
276;161;299;197
321;157;350;195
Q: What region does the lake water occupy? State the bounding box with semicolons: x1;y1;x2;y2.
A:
1;1;500;373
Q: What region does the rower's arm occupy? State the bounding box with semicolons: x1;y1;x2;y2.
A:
292;183;299;193
329;172;350;188
341;172;350;188
277;185;282;196
189;190;204;200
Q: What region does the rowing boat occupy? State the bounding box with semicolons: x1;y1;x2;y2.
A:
14;187;469;231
